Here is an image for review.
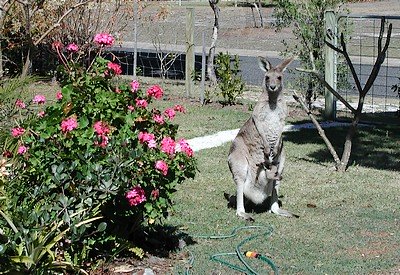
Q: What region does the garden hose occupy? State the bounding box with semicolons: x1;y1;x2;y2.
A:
184;225;278;275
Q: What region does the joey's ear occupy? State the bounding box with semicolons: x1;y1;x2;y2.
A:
258;56;271;72
277;57;294;72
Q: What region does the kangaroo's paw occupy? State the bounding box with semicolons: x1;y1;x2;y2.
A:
270;202;299;218
236;211;255;222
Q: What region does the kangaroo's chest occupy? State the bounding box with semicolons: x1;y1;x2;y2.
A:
255;104;286;147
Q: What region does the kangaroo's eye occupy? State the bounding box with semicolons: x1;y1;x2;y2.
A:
278;76;282;81
265;76;270;81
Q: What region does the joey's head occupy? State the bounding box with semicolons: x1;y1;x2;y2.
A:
258;57;293;96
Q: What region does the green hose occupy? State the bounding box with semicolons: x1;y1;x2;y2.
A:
185;225;278;274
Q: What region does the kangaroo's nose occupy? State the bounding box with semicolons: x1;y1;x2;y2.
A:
269;85;276;91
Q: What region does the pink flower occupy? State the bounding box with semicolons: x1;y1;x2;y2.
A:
127;105;135;111
37;111;45;118
11;127;25;138
138;132;155;143
115;87;122;94
94;135;109;148
174;104;186;113
155;160;169;176
146;85;163;99
17;145;28;155
164;108;176;120
94;33;115;46
66;43;79;52
160;137;175;155
151;189;159;200
135;99;148;108
176;138;194;157
107;62;122;75
61;117;78;133
56;91;63;101
126;186;146;206
138;132;157;148
153;114;164;124
33;94;46;104
52;41;63;50
15;99;26;109
130;80;140;92
93;121;110;136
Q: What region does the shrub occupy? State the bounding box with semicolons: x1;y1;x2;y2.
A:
0;34;197;273
215;52;245;105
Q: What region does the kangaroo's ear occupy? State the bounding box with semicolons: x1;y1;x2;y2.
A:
258;56;271;72
277;57;294;72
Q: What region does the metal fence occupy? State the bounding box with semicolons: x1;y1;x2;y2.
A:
335;14;400;120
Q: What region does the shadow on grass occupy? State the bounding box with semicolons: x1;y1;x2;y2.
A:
132;225;196;258
284;120;400;171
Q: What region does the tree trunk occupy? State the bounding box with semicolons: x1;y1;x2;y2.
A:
338;98;364;172
207;0;219;86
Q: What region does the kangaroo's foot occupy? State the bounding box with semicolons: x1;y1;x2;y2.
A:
236;211;255;222
269;202;299;218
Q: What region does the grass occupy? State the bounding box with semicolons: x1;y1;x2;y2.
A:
148;84;400;274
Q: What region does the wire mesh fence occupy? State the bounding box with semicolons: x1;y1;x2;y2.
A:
336;15;400;121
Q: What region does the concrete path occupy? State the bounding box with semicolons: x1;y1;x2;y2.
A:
187;121;357;152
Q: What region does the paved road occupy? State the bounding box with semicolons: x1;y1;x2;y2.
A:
113;43;398;99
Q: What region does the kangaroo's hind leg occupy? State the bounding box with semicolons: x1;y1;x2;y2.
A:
269;148;299;218
228;154;254;221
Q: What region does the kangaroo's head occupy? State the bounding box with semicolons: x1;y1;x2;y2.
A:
258;57;293;95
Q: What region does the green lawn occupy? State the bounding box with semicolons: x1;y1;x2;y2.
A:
156;87;400;274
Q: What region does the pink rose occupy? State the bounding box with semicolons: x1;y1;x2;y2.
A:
164;108;176;120
93;121;110;136
17;145;28;155
174;104;186;113
107;62;122;75
56;91;63;101
155;160;169;176
33;94;46;104
130;80;140;92
37;111;45;118
66;43;79;52
146;85;163;99
127;105;135;111
135;99;148;108
151;189;159;200
126;186;146;206
138;132;157;148
52;41;63;50
160;137;175;155
15;99;26;109
93;33;115;46
177;138;194;157
61;117;78;133
153;114;164;124
94;135;109;148
11;127;25;138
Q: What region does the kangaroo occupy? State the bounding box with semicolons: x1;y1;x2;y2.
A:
227;56;297;221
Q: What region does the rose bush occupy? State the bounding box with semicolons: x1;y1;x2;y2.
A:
0;34;196;273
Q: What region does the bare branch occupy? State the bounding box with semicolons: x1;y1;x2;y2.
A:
33;0;93;46
362;22;392;96
296;67;357;114
292;89;341;168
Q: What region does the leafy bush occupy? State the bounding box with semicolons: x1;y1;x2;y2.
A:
215;52;245;105
273;0;346;106
0;34;197;273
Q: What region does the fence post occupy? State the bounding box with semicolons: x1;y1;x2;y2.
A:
200;32;206;104
185;8;195;97
133;0;138;79
324;10;337;120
